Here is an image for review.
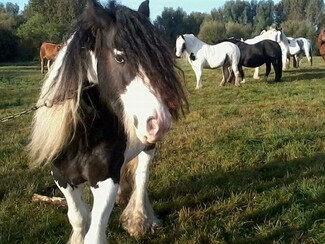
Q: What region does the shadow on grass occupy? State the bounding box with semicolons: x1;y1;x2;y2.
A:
283;68;325;82
154;152;325;243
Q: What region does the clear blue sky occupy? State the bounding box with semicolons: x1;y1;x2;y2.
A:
7;0;229;19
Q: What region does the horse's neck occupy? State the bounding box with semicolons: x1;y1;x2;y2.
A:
184;36;205;53
279;31;289;45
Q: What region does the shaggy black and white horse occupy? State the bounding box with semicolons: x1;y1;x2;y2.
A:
216;38;283;82
29;0;188;243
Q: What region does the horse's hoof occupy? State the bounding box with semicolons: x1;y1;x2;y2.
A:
253;76;260;80
121;212;161;238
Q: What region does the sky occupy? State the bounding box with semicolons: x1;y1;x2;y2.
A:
6;0;229;19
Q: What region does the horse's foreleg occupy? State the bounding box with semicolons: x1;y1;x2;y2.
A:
52;169;89;244
193;67;203;89
306;51;312;66
47;60;51;72
41;59;44;73
120;146;160;238
293;55;299;68
84;178;119;244
253;67;260;79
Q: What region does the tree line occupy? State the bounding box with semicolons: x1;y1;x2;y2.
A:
0;0;324;62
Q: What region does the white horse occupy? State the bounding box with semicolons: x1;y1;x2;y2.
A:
287;37;312;68
245;28;290;79
175;34;241;89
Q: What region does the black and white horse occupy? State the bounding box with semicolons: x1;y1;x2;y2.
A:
216;38;282;82
29;0;188;243
175;34;241;89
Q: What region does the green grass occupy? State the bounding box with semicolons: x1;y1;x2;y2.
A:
1;58;325;243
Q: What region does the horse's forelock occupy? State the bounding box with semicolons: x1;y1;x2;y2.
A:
113;8;188;119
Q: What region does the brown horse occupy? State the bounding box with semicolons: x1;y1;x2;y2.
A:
40;42;63;73
317;29;325;61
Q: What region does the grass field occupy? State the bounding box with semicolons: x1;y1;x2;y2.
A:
1;58;325;243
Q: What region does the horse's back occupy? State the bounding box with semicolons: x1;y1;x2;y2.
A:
202;42;239;68
40;42;62;60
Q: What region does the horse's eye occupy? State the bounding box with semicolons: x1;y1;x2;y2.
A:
115;55;125;64
113;49;125;64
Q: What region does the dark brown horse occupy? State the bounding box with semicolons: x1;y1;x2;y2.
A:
40;42;64;73
317;28;325;60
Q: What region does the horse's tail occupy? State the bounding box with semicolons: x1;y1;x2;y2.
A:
274;56;282;82
29;36;85;167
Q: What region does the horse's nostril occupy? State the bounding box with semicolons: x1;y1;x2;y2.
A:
146;116;157;134
146;116;155;124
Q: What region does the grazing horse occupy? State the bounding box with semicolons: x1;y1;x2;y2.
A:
287;37;313;68
175;34;241;89
39;42;63;73
29;0;188;243
317;28;325;60
217;39;282;82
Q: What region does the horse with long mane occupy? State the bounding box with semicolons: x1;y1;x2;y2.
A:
216;38;282;82
39;42;63;73
287;37;313;68
317;28;325;60
175;34;241;89
29;0;188;243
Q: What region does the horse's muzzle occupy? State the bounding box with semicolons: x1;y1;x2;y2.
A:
145;113;172;143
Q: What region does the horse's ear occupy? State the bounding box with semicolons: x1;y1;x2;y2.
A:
86;0;100;17
181;34;185;40
84;0;111;38
138;0;150;18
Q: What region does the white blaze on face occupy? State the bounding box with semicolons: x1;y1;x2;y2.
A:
175;36;185;58
120;70;172;145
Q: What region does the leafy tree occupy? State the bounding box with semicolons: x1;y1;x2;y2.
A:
16;13;64;58
0;11;16;30
25;0;86;25
281;0;308;21
0;2;22;31
253;0;275;34
5;2;19;14
154;7;188;46
223;0;255;25
210;7;225;22
198;20;226;44
0;28;18;62
305;0;325;26
183;12;206;36
225;22;253;39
